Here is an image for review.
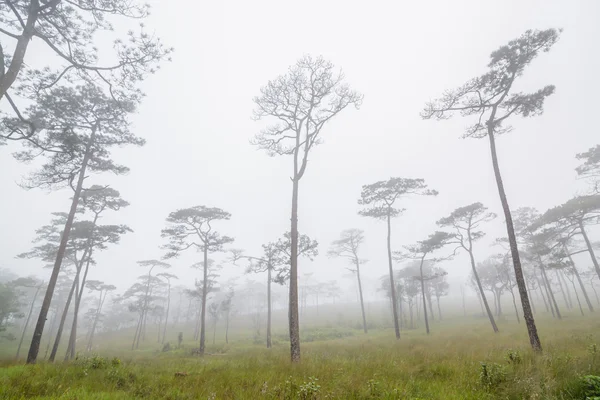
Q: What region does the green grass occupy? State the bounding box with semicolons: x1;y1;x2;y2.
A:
2;315;600;399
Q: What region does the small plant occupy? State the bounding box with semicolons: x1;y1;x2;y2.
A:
299;377;321;400
479;362;507;390
588;344;598;355
367;379;382;397
162;342;172;352
505;349;522;365
581;375;600;399
111;357;121;367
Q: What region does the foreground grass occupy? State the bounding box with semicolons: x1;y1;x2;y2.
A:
2;316;600;399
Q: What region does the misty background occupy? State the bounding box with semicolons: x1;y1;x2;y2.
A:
1;0;598;302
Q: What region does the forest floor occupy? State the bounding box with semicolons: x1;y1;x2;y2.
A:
1;314;600;399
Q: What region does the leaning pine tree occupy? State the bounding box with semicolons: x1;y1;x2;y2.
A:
252;55;362;363
13;83;145;363
421;28;562;352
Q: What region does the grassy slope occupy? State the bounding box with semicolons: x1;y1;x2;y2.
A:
1;314;600;399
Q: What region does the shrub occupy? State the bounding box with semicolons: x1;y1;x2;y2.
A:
581;375;600;399
505;349;522;365
162;342;172;352
479;362;507;390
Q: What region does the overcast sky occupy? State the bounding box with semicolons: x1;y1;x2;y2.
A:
1;0;599;302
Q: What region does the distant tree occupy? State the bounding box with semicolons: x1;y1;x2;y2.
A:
328;229;368;333
430;268;449;320
208;302;220;345
220;288;235;344
12;277;44;359
477;257;507;316
0;282;22;340
157;273;178;344
133;260;170;349
494;253;521;323
232;239;287;348
162;205;233;355
532;195;600;280
358;177;438;339
421;28;562;352
84;280;116;352
0;0;170;145
437;202;499;332
397;231;452;334
189;261;221;342
252;55;362;363
576;145;600;193
20;83;144;364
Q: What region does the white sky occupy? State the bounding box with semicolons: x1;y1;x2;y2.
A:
1;0;599;301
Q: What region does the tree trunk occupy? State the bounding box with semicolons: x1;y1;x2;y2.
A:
27;126;97;364
289;177;301;362
570;279;585;316
487;129;541;351
15;285;42;359
590;278;600;305
579;221;600;280
0;0;39;99
509;288;520;323
540;264;561;319
525;279;537;314
436;296;442;320
44;306;59;359
66;248;95;360
554;269;571;310
419;258;430;335
199;247;208;355
162;282;171;344
225;312;229;344
468;251;498;332
267;267;272;348
49;256;87;362
386;213;400;339
495;289;502;315
87;291;105;351
426;290;435;321
564;245;594;312
131;313;142;351
536;271;550;313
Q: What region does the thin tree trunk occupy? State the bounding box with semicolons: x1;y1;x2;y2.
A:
419;257;430;335
590;278;600;305
199;247;208;355
559;270;573;309
570;278;584;316
580;221;600;280
225;311;229;344
536;271;550;313
436;296;442;320
27;127;97;364
44;306;59;359
487;127;541;351
15;285;42;359
289;177;301;362
212;320;216;345
87;290;106;351
554;269;571;310
460;286;466;317
386;213;400;339
162;281;171;344
509;288;520;323
564;245;594;312
67;246;96;360
426;289;435;322
468;249;498;332
131;313;142;350
267;267;272;348
540;264;561;319
525;279;537;314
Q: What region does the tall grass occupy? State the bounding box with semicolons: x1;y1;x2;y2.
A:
1;314;599;399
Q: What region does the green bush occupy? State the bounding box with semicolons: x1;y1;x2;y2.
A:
479;362;507;390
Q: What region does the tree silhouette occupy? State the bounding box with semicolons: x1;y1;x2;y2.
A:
437;202;499;332
162;206;233;355
157;272;178;344
0;0;170;145
397;231;453;334
576;145;600;193
358;177;438;339
328;229;368;333
421;28;562;352
84;280;116;352
252;55;362;363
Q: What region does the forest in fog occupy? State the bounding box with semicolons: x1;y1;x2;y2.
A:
0;1;599;399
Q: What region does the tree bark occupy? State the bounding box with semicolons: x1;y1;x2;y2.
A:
386;213;400;339
289;177;301;362
487;128;541;351
27;126;97;364
579;221;600;280
15;285;42;359
468;250;498;332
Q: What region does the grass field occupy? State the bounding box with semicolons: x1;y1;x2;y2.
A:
1;314;600;399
